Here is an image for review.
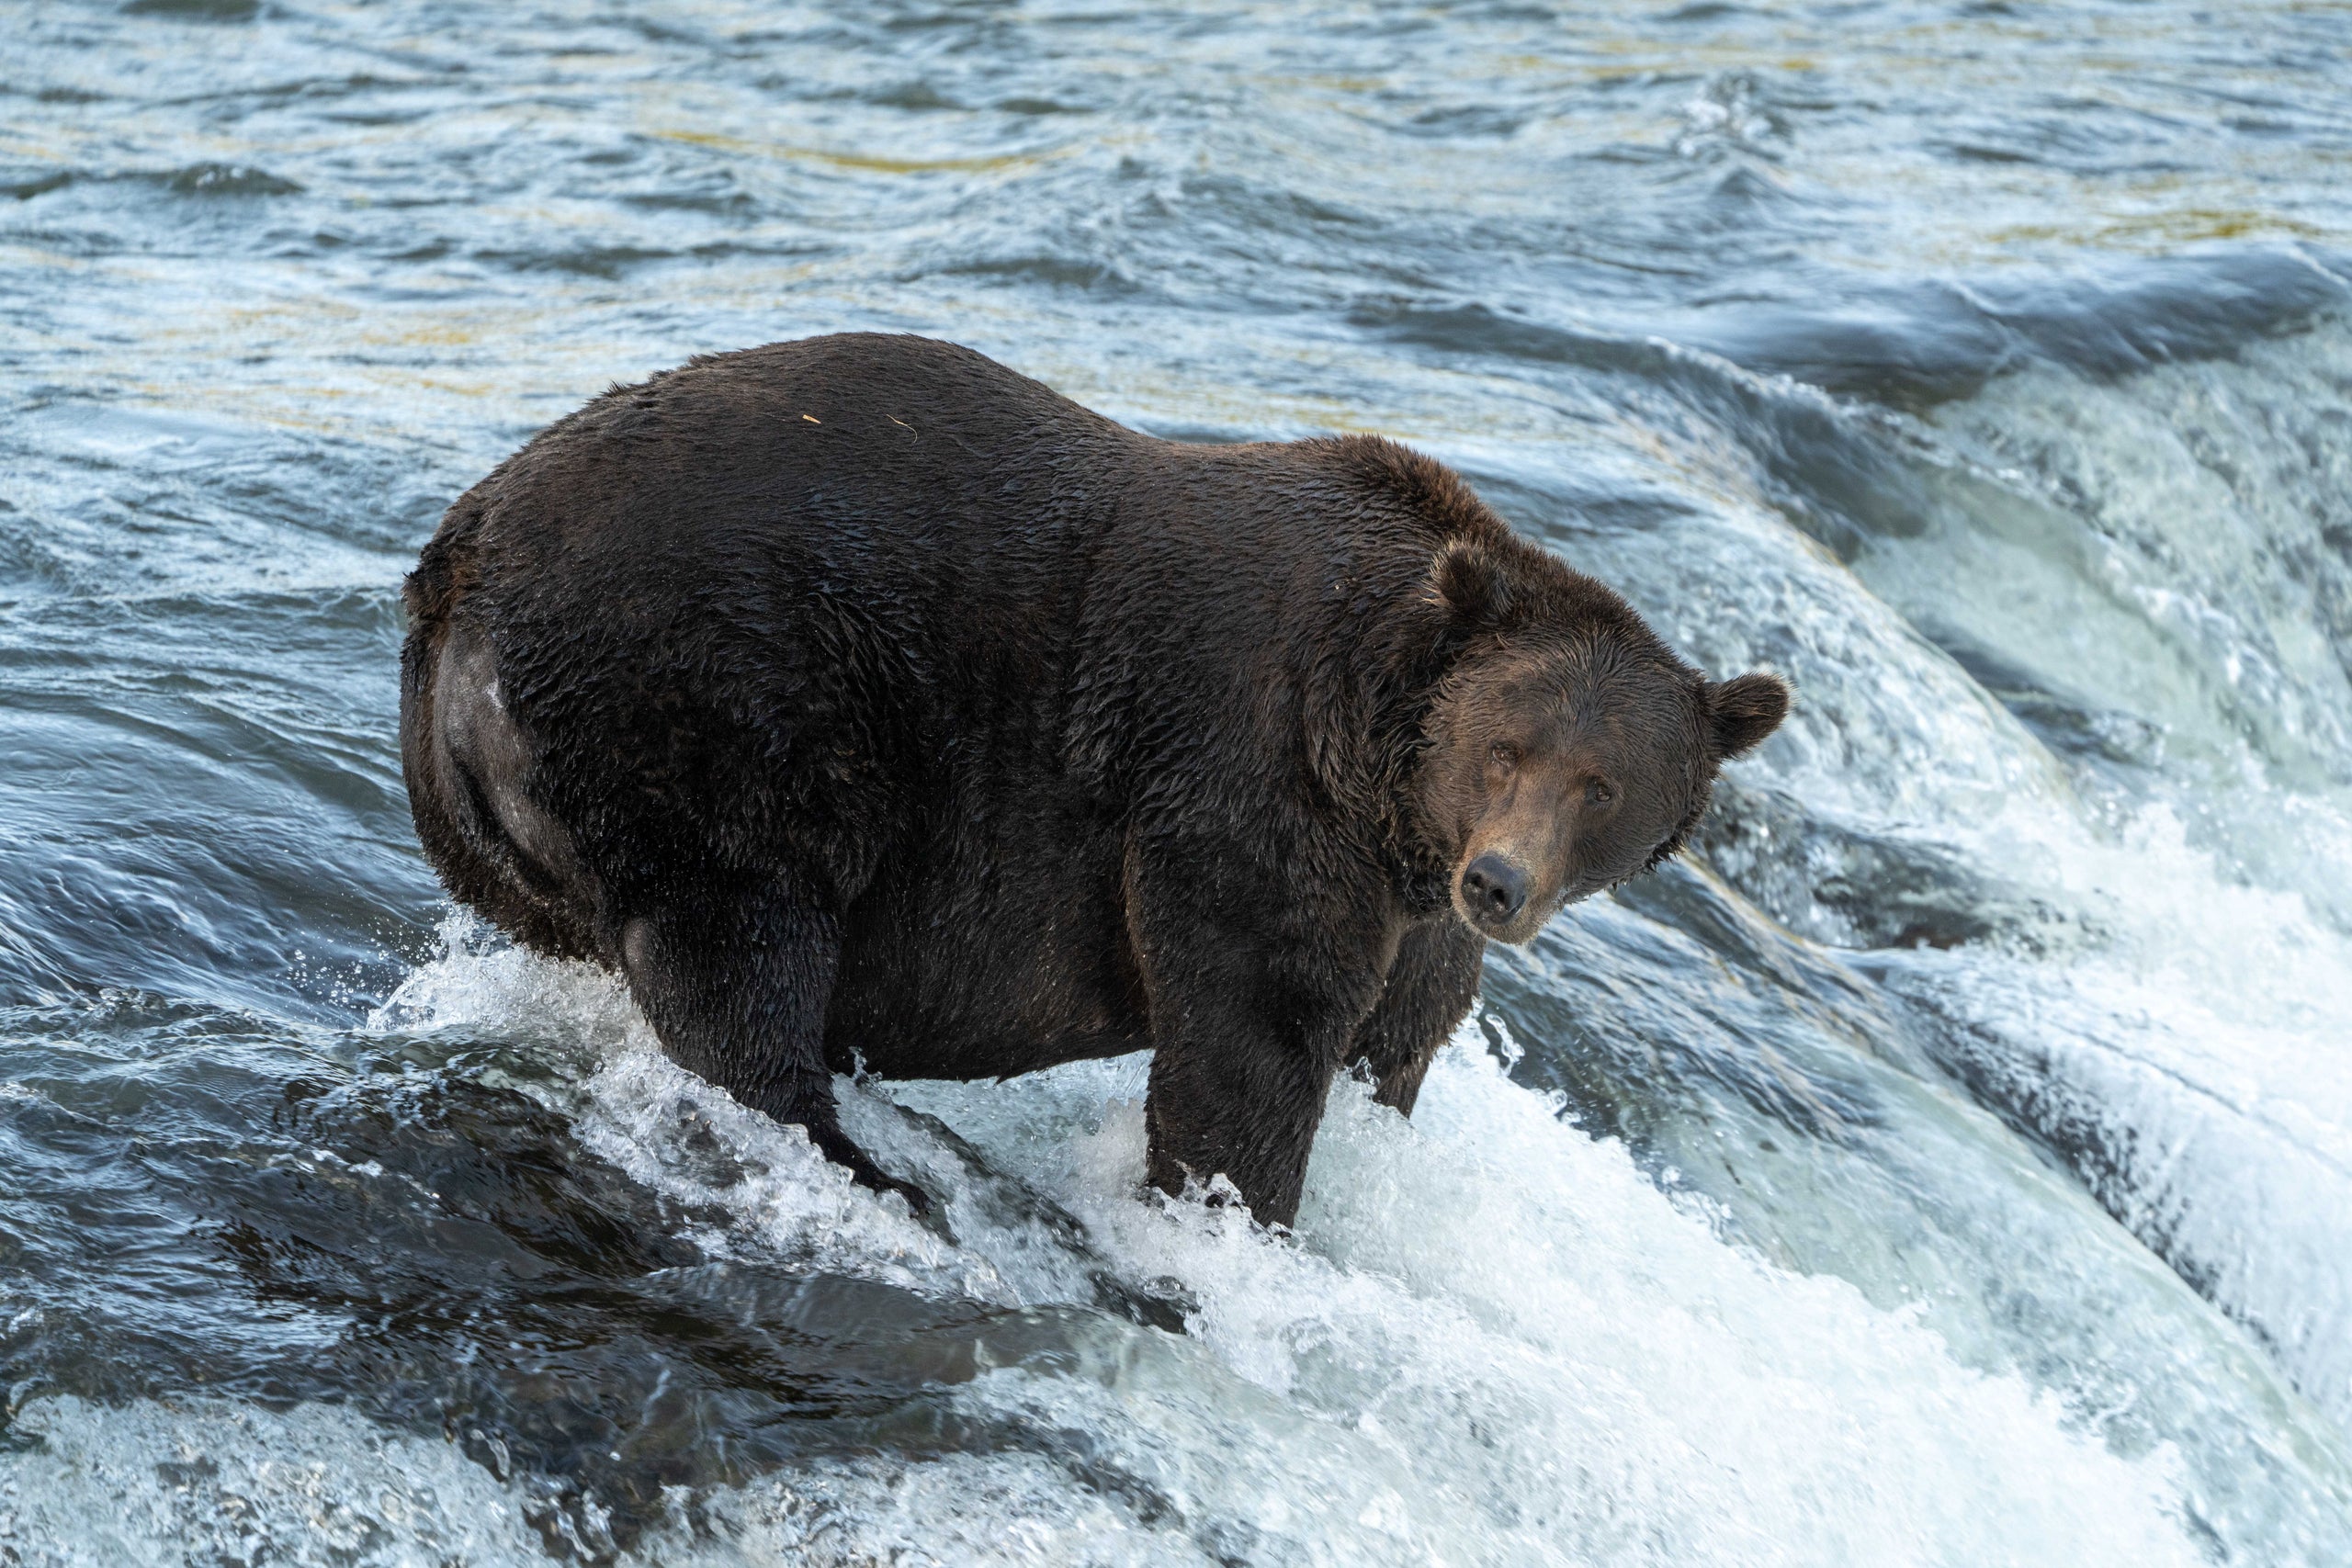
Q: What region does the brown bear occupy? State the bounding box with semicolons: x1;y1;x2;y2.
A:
400;333;1787;1226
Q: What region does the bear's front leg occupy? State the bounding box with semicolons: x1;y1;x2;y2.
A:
1144;999;1341;1229
617;868;929;1213
1127;838;1382;1228
1347;916;1486;1116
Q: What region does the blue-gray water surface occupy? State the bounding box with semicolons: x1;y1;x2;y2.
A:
6;2;2352;1562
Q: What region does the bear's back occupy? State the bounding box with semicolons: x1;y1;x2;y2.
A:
473;333;1137;591
413;336;1522;866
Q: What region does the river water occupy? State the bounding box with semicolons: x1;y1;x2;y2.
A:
5;2;2352;1562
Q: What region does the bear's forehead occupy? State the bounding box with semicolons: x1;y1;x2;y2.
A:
1481;647;1700;729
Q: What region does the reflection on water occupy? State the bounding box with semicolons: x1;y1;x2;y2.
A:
5;1;2351;1562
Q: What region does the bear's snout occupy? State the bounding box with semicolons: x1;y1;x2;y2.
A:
1461;853;1530;929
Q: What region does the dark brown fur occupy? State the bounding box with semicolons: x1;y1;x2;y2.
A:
399;334;1787;1224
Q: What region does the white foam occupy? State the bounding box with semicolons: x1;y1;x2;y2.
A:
0;1395;1219;1568
1664;322;2352;1430
900;1041;2201;1567
343;936;2211;1565
0;1396;543;1568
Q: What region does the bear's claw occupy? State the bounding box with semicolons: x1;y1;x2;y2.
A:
806;1119;933;1215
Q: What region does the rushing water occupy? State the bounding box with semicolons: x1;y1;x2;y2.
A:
6;1;2352;1562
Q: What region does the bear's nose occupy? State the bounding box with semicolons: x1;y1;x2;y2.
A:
1461;854;1529;924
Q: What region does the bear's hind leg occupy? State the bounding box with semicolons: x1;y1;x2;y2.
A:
618;871;928;1213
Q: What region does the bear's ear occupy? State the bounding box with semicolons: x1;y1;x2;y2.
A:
1705;671;1790;759
1428;540;1516;635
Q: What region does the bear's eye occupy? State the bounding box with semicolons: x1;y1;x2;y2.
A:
1587;778;1618;807
1488;743;1518;769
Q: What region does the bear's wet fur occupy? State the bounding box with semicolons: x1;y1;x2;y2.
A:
401;333;1788;1224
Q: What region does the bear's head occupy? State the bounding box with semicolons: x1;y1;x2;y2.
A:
1416;536;1788;945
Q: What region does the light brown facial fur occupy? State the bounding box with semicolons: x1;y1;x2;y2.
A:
1421;638;1787;945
